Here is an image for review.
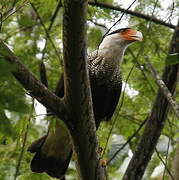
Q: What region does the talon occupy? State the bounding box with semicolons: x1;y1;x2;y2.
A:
97;147;103;156
100;159;107;168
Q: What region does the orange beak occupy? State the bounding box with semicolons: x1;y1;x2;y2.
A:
120;29;143;41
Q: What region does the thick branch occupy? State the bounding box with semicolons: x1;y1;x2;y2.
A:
88;1;176;29
0;40;67;120
122;20;179;180
63;0;104;179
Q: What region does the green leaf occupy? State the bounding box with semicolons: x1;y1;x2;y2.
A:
166;53;179;65
88;27;102;50
0;59;15;81
0;109;14;137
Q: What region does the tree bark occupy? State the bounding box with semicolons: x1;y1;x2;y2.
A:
170;145;179;180
63;0;104;179
0;41;67;120
122;19;179;180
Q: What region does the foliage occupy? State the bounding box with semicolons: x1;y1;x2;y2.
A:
0;0;178;179
166;53;179;65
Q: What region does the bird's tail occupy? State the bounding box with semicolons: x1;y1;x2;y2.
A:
28;122;72;179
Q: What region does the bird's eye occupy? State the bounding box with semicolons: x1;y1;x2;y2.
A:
120;29;126;32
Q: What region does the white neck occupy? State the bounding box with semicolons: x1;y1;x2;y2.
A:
98;34;130;65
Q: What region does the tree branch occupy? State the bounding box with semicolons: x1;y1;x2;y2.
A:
122;19;179;180
0;40;67;121
107;118;147;165
155;148;174;180
62;0;104;179
88;1;176;29
146;58;179;119
30;3;62;63
14;98;34;180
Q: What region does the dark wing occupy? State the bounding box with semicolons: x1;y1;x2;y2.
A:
90;79;122;128
105;84;122;121
54;67;122;128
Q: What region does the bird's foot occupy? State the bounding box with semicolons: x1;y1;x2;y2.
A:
100;159;107;168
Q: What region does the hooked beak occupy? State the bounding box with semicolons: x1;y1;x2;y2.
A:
120;29;143;42
130;31;143;41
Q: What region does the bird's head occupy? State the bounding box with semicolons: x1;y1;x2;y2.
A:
98;28;143;60
107;28;143;43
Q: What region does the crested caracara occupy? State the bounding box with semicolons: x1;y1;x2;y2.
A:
28;27;143;178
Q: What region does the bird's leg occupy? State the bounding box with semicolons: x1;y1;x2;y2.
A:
97;147;107;168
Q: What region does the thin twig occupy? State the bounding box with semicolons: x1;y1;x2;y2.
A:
41;0;62;62
95;0;137;56
103;0;137;38
2;0;28;22
155;148;174;180
4;24;40;41
88;1;176;29
162;136;171;180
30;3;62;63
101;0;137;42
87;19;108;30
107;118;147;165
102;64;135;159
117;114;142;125
13;98;34;180
128;48;156;93
146;57;179;119
49;0;62;31
0;12;2;33
165;0;175;23
2;0;18;17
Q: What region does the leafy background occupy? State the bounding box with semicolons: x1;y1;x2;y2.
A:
0;0;179;179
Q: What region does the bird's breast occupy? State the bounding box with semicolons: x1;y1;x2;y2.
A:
89;61;121;87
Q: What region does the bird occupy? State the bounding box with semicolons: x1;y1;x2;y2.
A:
28;27;143;179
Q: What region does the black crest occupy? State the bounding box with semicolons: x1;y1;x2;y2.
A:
107;28;130;36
